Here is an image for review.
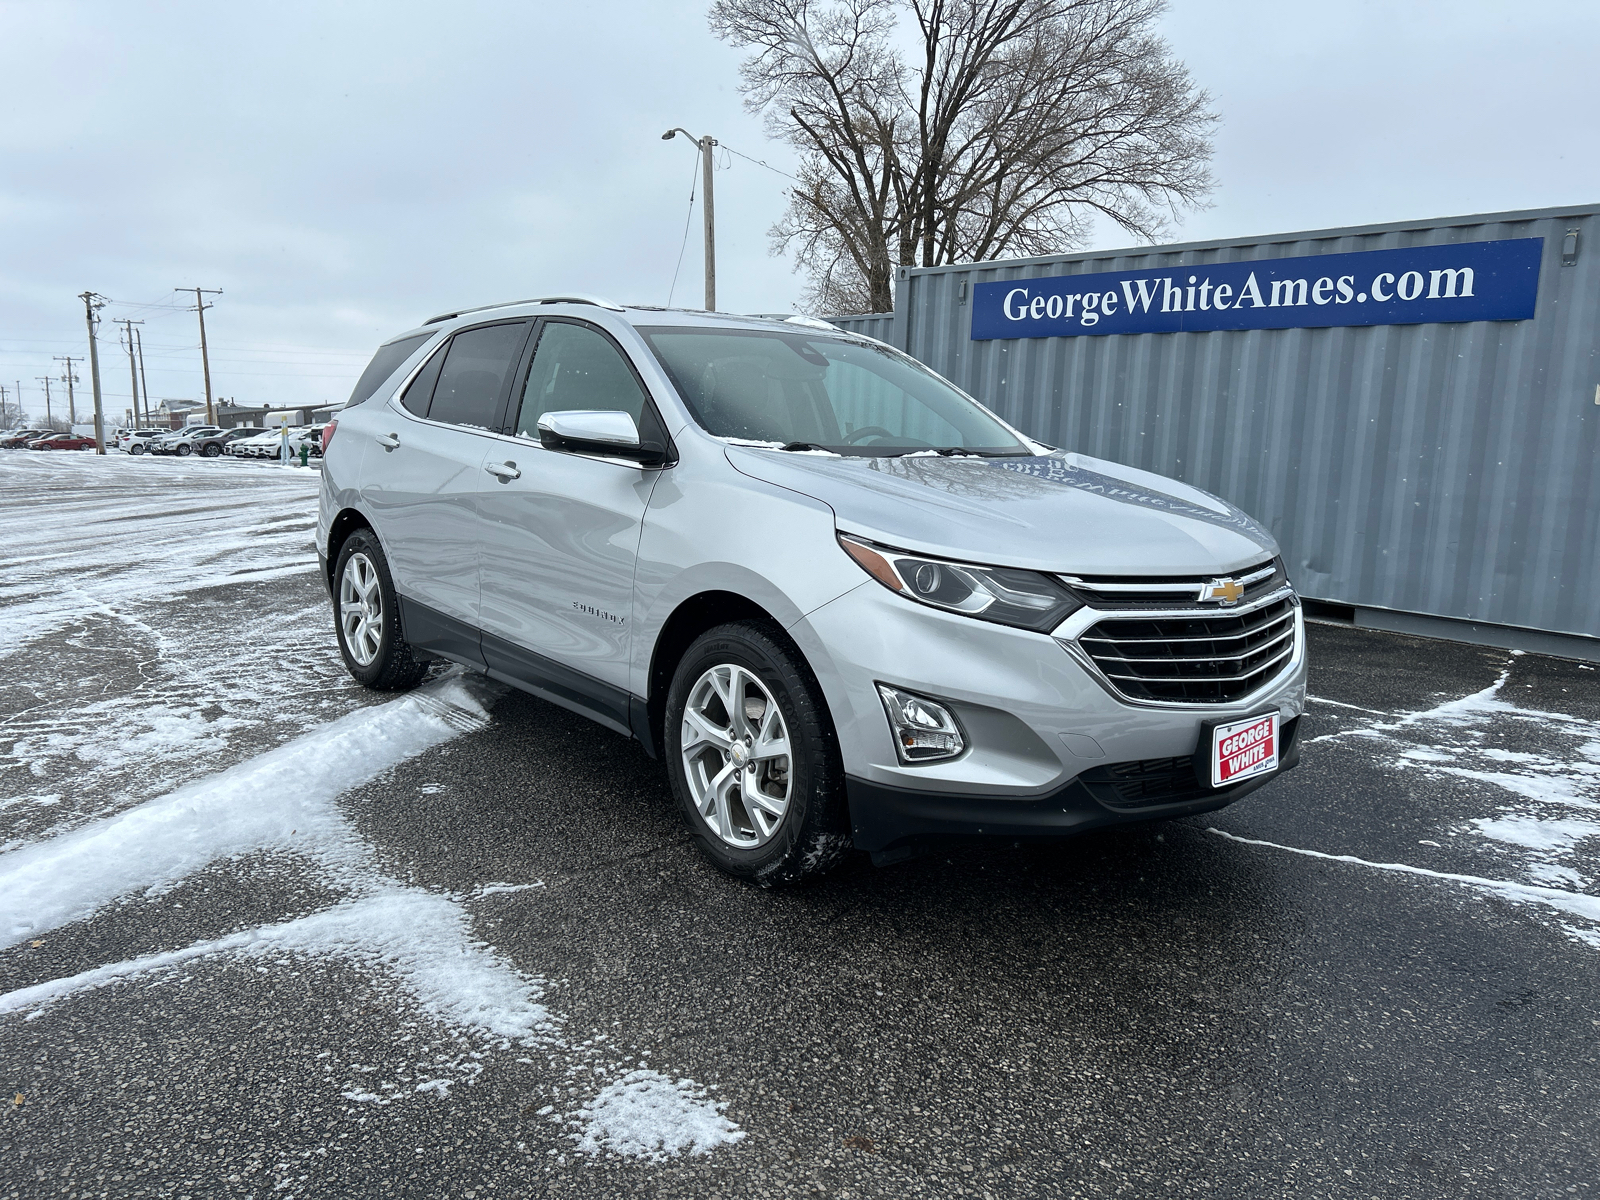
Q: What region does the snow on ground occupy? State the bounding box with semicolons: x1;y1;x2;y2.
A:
0;452;744;1164
1240;660;1600;947
559;1069;746;1162
0;454;376;845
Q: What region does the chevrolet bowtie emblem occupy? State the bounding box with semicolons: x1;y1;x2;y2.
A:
1199;578;1245;604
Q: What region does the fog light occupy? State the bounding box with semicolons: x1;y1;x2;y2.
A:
876;684;965;764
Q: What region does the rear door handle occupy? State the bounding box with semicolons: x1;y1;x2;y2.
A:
375;432;400;450
484;460;521;481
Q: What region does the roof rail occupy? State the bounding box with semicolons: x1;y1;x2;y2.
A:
424;293;627;325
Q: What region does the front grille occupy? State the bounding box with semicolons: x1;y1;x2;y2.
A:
1077;595;1296;704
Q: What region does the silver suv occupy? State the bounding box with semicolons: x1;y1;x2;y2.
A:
317;296;1306;883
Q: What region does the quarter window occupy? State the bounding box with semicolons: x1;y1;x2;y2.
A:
515;321;649;439
400;347;444;417
347;332;434;407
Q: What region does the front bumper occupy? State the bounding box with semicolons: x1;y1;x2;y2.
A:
790;579;1308;856
848;715;1301;858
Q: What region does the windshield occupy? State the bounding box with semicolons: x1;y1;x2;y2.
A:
639;327;1029;457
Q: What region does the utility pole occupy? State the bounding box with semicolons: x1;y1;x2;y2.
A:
662;128;717;310
114;318;145;426
134;329;151;429
79;291;108;453
176;286;222;424
54;355;82;425
37;376;53;426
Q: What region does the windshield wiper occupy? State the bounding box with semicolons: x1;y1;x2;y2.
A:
779;441;830;452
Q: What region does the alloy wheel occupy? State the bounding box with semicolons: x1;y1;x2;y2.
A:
338;552;384;667
679;664;792;848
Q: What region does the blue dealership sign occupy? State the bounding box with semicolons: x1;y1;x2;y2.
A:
970;237;1543;340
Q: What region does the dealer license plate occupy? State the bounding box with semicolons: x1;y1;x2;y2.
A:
1211;712;1279;788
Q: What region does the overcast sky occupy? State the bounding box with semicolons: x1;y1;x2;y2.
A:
2;0;1597;423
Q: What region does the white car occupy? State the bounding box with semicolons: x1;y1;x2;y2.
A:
227;428;315;459
122;429;171;455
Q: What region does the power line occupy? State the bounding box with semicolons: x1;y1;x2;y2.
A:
667;151;699;308
719;142;800;182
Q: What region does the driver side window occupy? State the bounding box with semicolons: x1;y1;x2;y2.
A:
515;321;649;439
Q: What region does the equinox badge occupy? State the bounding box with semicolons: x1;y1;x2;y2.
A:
1198;577;1245;605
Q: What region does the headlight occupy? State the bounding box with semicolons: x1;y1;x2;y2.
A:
839;534;1082;632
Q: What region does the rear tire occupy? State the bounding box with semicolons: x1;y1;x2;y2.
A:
332;530;428;691
129;443;144;455
664;621;852;886
176;443;192;457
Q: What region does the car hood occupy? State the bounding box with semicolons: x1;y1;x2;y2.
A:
723;446;1277;575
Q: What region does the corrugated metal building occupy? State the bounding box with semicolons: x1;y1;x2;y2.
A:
827;203;1599;660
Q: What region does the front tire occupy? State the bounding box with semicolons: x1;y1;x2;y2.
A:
664;621;852;886
333;530;428;690
202;443;221;457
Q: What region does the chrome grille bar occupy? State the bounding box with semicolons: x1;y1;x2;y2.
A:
1070;592;1300;704
1102;643;1295;685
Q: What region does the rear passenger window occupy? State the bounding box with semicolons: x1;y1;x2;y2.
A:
515;321;649;438
427;322;527;429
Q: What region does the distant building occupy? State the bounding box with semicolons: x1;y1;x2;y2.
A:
151;400;330;429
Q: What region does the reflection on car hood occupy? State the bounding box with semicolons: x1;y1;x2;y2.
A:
724;447;1277;575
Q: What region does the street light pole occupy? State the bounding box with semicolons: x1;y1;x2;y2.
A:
78;292;108;453
662;128;717;311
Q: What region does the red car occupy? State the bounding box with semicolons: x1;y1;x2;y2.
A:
1;429;47;449
27;434;97;451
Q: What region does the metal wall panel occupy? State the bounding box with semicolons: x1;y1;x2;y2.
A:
828;204;1600;640
824;312;897;345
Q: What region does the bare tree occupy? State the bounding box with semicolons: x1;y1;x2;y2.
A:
710;0;1216;313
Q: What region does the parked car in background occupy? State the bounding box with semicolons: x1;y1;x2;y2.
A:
123;429;172;455
229;426;324;459
1;430;48;449
27;433;97;451
117;428;165;452
150;427;223;456
190;427;267;457
226;430;287;458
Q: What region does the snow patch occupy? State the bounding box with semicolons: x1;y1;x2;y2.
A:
564;1069;745;1162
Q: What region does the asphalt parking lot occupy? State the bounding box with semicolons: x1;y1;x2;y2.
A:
2;453;1597;1199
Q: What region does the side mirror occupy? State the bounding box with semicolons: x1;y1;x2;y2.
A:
536;410;665;465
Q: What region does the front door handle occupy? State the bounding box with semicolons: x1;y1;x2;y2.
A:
375;432;400;450
484;460;521;481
